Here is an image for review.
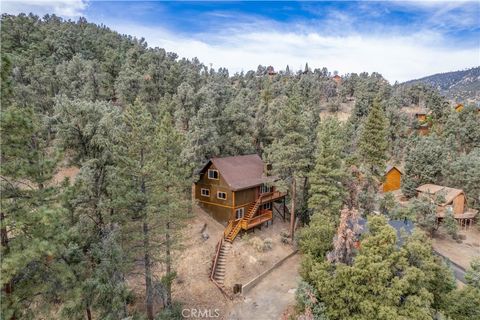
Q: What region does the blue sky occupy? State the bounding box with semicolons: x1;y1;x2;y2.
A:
2;1;480;82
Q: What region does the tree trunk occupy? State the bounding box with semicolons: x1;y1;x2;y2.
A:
143;220;154;320
86;307;92;320
290;177;296;240
1;212;15;320
165;222;172;307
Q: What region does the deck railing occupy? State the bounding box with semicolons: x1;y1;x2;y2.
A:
241;210;273;229
258;190;287;205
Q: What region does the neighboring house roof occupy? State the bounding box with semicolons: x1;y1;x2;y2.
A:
385;165;403;175
415;108;429;115
198;154;274;191
416;184;464;206
358;217;415;246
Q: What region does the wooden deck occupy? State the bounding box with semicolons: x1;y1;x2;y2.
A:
241;210;273;229
224;191;286;242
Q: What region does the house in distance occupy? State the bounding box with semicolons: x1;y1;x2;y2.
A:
416;184;478;228
382;165;403;192
193;154;287;242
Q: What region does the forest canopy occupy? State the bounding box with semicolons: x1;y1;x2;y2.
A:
1;13;479;319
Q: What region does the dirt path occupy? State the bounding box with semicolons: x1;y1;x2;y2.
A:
432;227;480;270
226;254;300;320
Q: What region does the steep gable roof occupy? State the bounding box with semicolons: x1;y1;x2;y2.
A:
416;184;464;206
385;165;403;175
199;154;273;191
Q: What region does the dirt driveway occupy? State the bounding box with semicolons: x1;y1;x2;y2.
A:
226;254;300;320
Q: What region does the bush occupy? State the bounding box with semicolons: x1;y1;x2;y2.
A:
443;209;458;240
263;238;273;251
241;232;250;242
248;237;265;252
298;214;335;258
379;192;396;217
295;281;328;320
409;197;438;236
280;229;290;244
465;258;480;289
156;302;183;320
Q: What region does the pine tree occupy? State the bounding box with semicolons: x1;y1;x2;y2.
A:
218;89;255;156
465;258;480;289
1;106;63;318
327;207;361;265
112;100;156;319
265;93;310;239
298;213;335;259
148;113;190;308
308;118;346;221
401;135;445;198
303;216;455;320
53;97;131;319
358;98;388;175
112;102;189;318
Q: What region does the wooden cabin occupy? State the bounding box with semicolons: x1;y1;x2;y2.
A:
382;165;403;192
267;66;277;76
415;184;478;228
414;109;428;122
455;103;464;112
332;74;342;85
418;123;430;136
416;184;465;215
193;154;286;242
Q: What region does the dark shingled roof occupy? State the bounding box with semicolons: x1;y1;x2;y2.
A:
199;154;273;191
358;217;415;246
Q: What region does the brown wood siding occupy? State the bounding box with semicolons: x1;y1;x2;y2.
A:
194;163;233;207
383;168;402;192
419;127;429;136
234;188;257;207
417;114;426;121
453;194;465;214
198;202;231;226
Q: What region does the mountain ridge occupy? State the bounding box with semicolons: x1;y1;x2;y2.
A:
403;67;480;102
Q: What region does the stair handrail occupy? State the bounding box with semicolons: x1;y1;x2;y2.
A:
210;238;223;279
209;237;233;300
228;221;242;240
224;220;234;238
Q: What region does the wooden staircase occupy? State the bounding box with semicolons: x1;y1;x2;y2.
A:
224;191;286;243
210;239;232;299
212;241;231;285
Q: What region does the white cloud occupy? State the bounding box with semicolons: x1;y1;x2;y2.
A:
111;23;479;83
1;0;88;18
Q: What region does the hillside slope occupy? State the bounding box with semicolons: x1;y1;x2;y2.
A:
404;67;480;101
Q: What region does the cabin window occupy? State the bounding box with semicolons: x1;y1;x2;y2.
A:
262;203;272;210
235;208;245;220
200;188;210;197
217;191;227;200
208;169;219;180
260;184;272;194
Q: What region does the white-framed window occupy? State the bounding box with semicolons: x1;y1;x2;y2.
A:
201;188;210;197
262;203;272;210
235;208;245;220
217;191;227;200
208;169;219;180
260;184;272;194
